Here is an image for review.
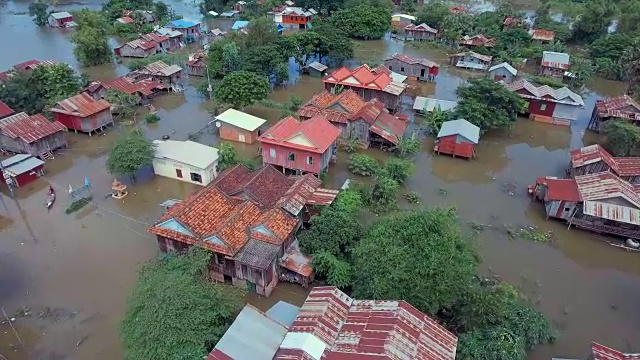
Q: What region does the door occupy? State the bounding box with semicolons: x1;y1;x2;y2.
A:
246;281;256;293
420;68;426;78
175;169;183;178
238;133;245;143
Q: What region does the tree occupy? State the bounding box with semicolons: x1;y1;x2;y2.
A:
352;208;479;314
440;12;474;43
381;158;412;184
590;34;635;80
214;71;269;109
28;0;49;26
311;19;355;64
601;119;640;156
394;132;420;158
567;56;594;87
331;5;391;39
400;0;416;14
457;327;526;360
298;208;363;257
245;16;279;48
106;129;156;180
216;142;238;173
420;107;452;134
571;0;615;43
71;10;113;66
105;90;139;118
415;1;451;30
620;38;640;96
287;31;328;67
222;42;241;74
154;1;171;22
455;78;526;133
348;154;378;176
120;247;245;360
311;251;354;288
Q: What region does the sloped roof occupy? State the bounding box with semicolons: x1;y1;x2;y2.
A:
529;28;555;41
259;115;341;154
273;286;458;360
138;60;183;76
575;171;640;225
308;61;327;72
506;79;584;106
592;342;640;360
460;34;495;47
213;164;295;209
542;51;570;69
153;140;219;169
50;11;73;19
1;155;45;177
297;90;366;123
156;27;183;37
116;16;134;24
104;76;164;96
369;111;408;145
413;97;458;112
570;144;640;177
232;20;249;30
13;59;41;71
595;95;640;120
534;177;581;202
324;64;393;91
165;19;199;28
450;51;493;62
216;108;266;132
141;32;168;43
50;93;111;118
0;112;66;143
404;22;438;33
437;119;480;143
0;100;14;118
489;62;517;76
385;53;438;68
233;238;281;269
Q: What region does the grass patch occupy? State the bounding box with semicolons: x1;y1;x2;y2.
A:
404;191;421;204
505;224;554;243
66;196;93;215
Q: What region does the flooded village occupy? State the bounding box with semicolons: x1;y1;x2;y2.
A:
1;0;640;359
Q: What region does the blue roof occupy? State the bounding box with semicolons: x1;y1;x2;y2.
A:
265;301;300;328
165;19;199;29
276;24;284;32
232;20;249;30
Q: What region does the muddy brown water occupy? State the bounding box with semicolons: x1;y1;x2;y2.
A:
0;1;639;359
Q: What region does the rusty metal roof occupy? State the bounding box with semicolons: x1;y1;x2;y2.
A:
0;112;67;143
306;188;339;206
385;53;439;68
274;286;458;360
280;240;313;277
595;95;640;120
529;28;555;41
277;174;321;216
570;144;640;177
104;76;164;96
0;100;14;118
592;342;640;360
576;172;640;225
139;60;182;76
369;112;408;145
51;93;111;118
534;177;581;202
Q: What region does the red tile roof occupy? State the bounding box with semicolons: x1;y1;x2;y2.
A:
274;286;458;360
252;208;299;245
104;76;164;96
297;90;366;124
0;112;67;143
592;342;640;360
324;64;393;91
570;144;640;177
595;95;640;120
534;177;581;201
13;59;41;71
386;53;439;68
0;100;14;118
529;28;555;41
459;34;496;47
51;93;111;118
213;165;296;209
259;115;341;154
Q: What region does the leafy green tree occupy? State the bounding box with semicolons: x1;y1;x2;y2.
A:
106;129;156;181
420;107;452;134
154;1;171;23
296;0;344;16
381;158;413;184
331;5;391;39
311;19;355;64
286;31;329;67
393;132;420;158
245;16;279;48
369;174;399;210
105;89;139;118
455;78;526;133
216;142;239;172
620;38;640;96
352;208;479;314
222;42;241;74
400;0;416;14
214;71;269;109
567;56;594;87
590;34;635;80
331;188;363;214
571;0;615;43
207;39;233;78
348;154;379;176
120;247;245;360
299;208;363;257
28;0;49;26
311;251;354;288
71;10;113;66
602;119;640;156
441;12;474;43
457;327;526;360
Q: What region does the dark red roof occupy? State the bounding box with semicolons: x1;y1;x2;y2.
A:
13;59;41;71
592;342;640;360
104;77;163;96
259;115;341;154
51;93;111;118
0;71;12;82
570;144;640;177
0;112;67;143
273;286;458;360
595;95;640;120
213;165;295;209
534;177;580;201
0;100;15;118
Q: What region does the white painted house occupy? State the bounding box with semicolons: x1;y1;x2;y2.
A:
152;140;219;185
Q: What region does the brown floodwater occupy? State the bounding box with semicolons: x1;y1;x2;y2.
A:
0;1;639;359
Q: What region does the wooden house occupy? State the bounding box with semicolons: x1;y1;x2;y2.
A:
48;12;74;27
505;79;584;125
459;34;496;48
568;144;640;184
502;17;522;30
306;62;327;78
82;81;108;100
274;7;317;29
114;38;161;58
384;53;439;82
103;77;166;104
539;51;570;78
258;115;341;175
488;62;517;82
215;109;267;144
186;52;207;77
529;171;640;240
233;0;247;12
164;19;202;43
529;29;555;44
1;154;45;188
50;93;113;136
434;119;480;159
449;51;492;71
156;28;184;49
148;185;300;297
0;100;15;120
0;112;67;157
131;60;183;89
404;23;438;41
588;95;640;132
209;28;227;41
323;65;407;111
297;90;408;148
13;59;56;73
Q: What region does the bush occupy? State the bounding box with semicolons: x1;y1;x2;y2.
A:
348;154;378;176
145;113;160;124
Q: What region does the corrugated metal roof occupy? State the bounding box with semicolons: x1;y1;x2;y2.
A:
0;100;15;118
506;79;584;106
489;61;518;76
570;144;640;177
1;154;31;168
0;112;66;143
138;60;183;76
276;174;322;216
232;20;249;30
50;11;73;19
459;34;495;47
449;51;493;62
51;93;111;118
153;139;219;169
306;188;339;206
404;22;438;33
413;97;458;112
209;305;289;360
104;77;164;96
165;19;199;28
13;59;41;71
534;177;580;201
595;95;640;120
370;112;408;145
156;27;183;37
385;53;438;68
576;172;640;225
308;61;327;72
542;51;570;69
437;119;480;143
280;240;313;277
529;28;555;41
266;301;300;328
592;342;640;360
2;155;44;177
216;108;267;131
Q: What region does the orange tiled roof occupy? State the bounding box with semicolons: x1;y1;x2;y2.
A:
324;65;393;91
253;208;299;245
297;90;367;124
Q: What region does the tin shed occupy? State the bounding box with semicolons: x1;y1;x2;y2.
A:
50;93;113;135
488;62;517;82
307;62;327;77
434;119;480;159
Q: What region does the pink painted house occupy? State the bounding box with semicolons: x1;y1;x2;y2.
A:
258;115;341;175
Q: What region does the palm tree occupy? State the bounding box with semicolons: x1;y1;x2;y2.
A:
568;57;595;88
420;107;451;135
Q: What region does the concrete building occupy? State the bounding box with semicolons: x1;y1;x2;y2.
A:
152;140;219;185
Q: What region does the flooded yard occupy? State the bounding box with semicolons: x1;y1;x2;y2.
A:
0;1;639;359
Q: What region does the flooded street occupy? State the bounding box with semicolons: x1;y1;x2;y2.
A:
1;1;639;359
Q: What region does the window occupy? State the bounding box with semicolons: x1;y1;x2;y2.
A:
564;207;571;211
540;103;547;111
190;172;202;183
307;156;314;165
400;67;405;72
269;148;276;158
288;152;296;161
175;168;183;178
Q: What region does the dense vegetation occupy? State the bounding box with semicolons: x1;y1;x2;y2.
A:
106;128;156;181
120;247;245;360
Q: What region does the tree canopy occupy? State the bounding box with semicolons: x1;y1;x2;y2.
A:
105;89;139;118
214;71;270;109
571;0;615;43
602;119;640;156
71;10;113;66
28;0;49;26
106;129;156;179
331;4;391;39
120;247;245;360
455;78;526;133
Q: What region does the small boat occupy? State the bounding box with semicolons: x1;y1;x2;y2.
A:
45;187;56;209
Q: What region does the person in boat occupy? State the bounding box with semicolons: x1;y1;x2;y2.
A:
49;185;54;194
